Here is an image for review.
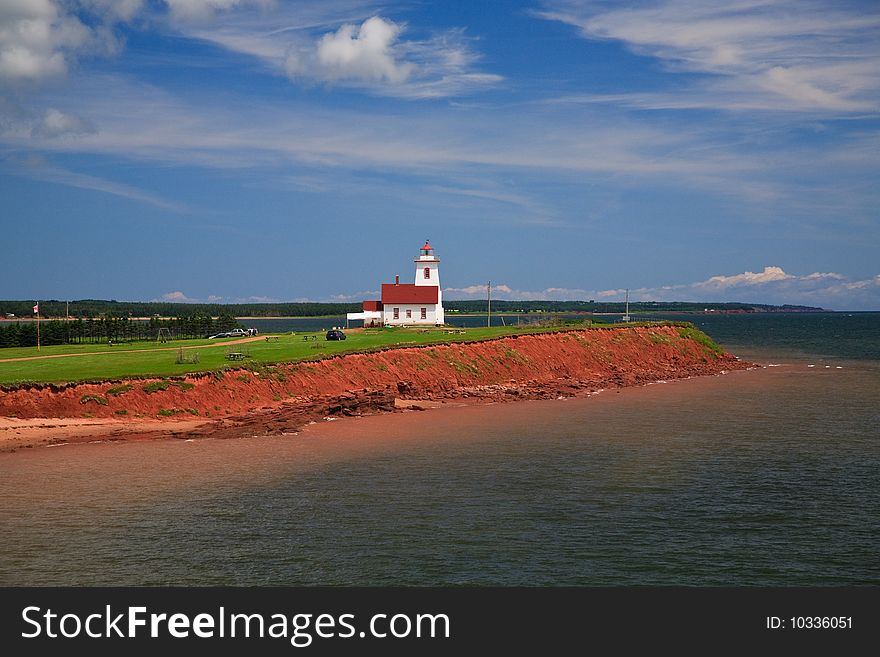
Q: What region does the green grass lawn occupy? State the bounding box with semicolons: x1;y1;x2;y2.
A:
0;325;569;385
0;336;241;360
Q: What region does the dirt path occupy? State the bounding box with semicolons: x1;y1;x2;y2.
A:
0;335;267;363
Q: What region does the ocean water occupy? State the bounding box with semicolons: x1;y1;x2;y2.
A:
0;313;877;585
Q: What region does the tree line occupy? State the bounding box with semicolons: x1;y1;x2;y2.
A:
0;300;361;319
0;299;823;321
0;314;240;349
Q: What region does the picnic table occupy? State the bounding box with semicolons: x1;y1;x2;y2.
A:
226;352;245;360
302;335;318;341
265;336;280;342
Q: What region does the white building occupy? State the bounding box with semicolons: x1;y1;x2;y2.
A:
347;241;445;327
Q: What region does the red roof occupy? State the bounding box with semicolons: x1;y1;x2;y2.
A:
362;300;382;311
381;284;438;304
421;241;433;251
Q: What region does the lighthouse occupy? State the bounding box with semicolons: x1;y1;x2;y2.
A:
348;241;446;327
412;241;444;323
379;240;444;326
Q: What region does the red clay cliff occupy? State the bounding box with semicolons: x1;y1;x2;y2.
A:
0;325;751;450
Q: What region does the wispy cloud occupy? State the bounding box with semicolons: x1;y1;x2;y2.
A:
4;74;767;176
30;107;95;137
164;0;270;22
4;154;186;212
4;71;875;228
538;0;880;114
424;183;562;225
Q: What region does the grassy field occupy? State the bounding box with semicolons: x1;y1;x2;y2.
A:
0;325;577;385
0;337;233;360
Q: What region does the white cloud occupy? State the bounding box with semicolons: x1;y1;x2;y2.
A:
0;0;283;86
301;18;502;97
445;284;589;301
290;16;413;84
538;0;880;114
443;267;880;310
0;0;151;83
840;275;880;291
802;272;846;281
697;266;792;290
684;267;856;298
0;0;90;81
327;290;380;302
624;267;880;310
154;292;282;303
446;284;513;297
161;291;190;301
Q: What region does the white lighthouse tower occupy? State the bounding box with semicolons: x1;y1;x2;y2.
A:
414;240;444;324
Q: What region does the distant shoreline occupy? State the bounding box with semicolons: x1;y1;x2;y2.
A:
0;308;842;323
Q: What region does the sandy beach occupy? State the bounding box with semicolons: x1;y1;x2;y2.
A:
0;416;209;452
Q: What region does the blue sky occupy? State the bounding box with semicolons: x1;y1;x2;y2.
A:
1;0;878;309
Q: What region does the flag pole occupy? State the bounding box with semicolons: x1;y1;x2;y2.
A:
36;301;41;351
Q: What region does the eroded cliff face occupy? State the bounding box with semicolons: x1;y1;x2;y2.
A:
0;325;747;423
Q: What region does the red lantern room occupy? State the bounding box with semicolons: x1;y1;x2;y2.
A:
420;241;433;256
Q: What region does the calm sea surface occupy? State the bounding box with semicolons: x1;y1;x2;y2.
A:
0;313;877;585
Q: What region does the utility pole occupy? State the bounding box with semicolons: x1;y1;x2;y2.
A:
35;301;40;351
487;280;491;328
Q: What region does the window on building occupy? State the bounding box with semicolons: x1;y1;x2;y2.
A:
424;267;430;279
406;309;412;319
421;307;427;320
393;308;399;320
